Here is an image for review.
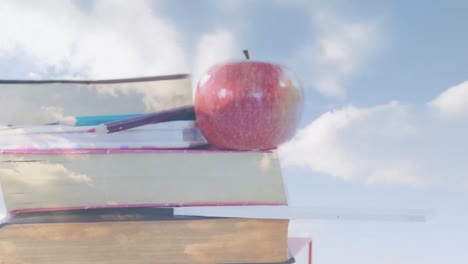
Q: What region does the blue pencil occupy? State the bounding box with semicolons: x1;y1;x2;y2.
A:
50;114;143;126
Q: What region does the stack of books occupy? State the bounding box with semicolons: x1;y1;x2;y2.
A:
0;75;308;263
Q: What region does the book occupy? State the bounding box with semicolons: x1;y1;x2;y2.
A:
173;206;429;222
0;207;290;264
0;75;294;264
0;121;207;151
0;150;287;213
288;238;312;264
0;75;192;126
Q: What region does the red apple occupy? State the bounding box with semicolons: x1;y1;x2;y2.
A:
195;61;304;150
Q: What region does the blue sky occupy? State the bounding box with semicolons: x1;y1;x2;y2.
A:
0;0;468;263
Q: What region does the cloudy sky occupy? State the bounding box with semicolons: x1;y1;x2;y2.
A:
0;0;467;263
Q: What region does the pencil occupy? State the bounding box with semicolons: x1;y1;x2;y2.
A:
90;105;196;134
50;114;143;126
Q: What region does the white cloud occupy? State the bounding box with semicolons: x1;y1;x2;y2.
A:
280;83;468;188
0;0;188;79
292;11;381;98
281;105;375;181
192;31;238;93
0;0;240;105
428;80;468;116
367;164;426;187
314;12;379;75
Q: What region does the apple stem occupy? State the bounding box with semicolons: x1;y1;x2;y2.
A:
243;49;250;60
